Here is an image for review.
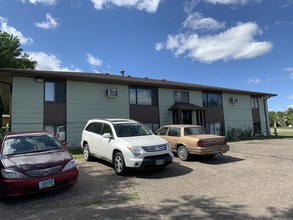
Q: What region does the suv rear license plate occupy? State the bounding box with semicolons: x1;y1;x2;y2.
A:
156;159;164;165
39;179;54;189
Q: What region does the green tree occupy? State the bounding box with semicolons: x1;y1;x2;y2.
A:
269;111;277;127
277;111;286;126
287;108;293;126
0;31;37;69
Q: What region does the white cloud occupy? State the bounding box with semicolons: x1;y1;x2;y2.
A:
275;21;293;25
247;78;261;84
284;67;293;79
182;12;225;31
204;0;262;5
19;0;58;6
284;67;293;72
29;52;81;72
288;95;293;99
155;42;164;51
282;0;293;8
0;16;33;45
156;22;272;63
183;0;200;13
183;0;261;10
35;14;60;30
91;0;162;13
86;53;103;67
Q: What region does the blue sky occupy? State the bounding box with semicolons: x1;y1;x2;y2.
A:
0;0;293;111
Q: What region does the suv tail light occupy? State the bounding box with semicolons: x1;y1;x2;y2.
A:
197;140;203;147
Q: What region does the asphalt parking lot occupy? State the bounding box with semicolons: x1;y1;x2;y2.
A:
1;138;293;220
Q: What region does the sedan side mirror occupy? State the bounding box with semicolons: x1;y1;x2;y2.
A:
62;142;69;148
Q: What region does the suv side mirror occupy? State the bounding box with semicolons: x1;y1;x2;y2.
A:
102;133;113;139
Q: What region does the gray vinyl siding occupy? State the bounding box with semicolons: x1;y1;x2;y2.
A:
66;81;129;146
258;97;269;135
189;91;203;125
11;76;44;131
223;93;253;134
158;88;174;126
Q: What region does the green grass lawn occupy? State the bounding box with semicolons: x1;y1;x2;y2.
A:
68;147;83;159
234;128;293;141
277;132;293;136
269;127;293;138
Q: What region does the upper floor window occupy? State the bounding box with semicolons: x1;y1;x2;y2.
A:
45;81;66;102
174;91;189;103
129;87;158;105
251;96;259;109
202;92;223;108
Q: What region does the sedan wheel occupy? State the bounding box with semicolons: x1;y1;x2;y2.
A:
177;145;190;161
114;152;127;176
83;144;93;161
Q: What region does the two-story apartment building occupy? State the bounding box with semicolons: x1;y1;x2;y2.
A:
0;68;277;146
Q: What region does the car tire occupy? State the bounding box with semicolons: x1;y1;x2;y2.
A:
113;152;127;176
83;144;93;161
177;145;190;161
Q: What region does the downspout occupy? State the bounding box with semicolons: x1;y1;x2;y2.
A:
263;95;271;135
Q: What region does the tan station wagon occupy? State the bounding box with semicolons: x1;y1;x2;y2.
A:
155;125;229;161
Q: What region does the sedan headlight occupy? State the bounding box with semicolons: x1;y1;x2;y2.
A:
63;159;77;171
127;146;144;157
1;169;27;179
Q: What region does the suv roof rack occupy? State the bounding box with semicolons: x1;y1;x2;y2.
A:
105;118;137;124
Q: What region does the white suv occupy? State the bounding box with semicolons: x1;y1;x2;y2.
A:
81;119;173;175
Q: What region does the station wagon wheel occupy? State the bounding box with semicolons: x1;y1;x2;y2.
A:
177;145;190;161
113;152;127;176
83;144;93;161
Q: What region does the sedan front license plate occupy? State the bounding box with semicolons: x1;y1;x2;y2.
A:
156;159;164;165
39;179;54;189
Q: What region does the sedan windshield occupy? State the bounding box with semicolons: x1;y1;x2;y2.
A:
184;127;206;135
2;134;61;156
114;123;151;137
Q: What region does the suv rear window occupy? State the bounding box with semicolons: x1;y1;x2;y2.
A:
85;122;103;134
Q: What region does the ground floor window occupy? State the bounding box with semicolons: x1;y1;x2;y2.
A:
143;123;159;132
45;125;66;142
206;122;224;136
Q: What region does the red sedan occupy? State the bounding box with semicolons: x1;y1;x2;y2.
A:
0;131;78;197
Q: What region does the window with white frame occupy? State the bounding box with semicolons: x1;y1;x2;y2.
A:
45;81;66;102
251;96;259;109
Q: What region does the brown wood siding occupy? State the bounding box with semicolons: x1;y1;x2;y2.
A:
44;103;66;124
204;108;224;123
252;109;260;122
129;105;159;123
